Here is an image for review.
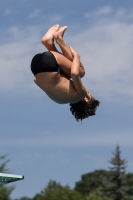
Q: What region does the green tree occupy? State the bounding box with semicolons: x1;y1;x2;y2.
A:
0;186;13;200
86;188;112;200
100;145;133;200
75;169;109;196
33;180;84;200
0;154;9;172
0;154;14;200
14;197;32;200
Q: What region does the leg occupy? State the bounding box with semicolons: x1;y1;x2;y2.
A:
41;25;70;56
50;51;72;78
53;26;73;61
41;24;59;52
41;25;78;61
50;51;84;79
53;27;85;77
41;25;85;78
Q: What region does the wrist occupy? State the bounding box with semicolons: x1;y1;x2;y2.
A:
74;53;80;58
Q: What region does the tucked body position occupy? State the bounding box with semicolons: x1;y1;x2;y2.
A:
31;24;100;121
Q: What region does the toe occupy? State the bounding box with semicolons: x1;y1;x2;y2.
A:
54;24;59;28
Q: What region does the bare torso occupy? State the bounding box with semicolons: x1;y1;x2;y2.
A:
34;72;85;104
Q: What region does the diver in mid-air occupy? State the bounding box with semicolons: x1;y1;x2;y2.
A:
31;25;100;121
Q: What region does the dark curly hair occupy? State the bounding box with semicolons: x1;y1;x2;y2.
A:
70;97;100;122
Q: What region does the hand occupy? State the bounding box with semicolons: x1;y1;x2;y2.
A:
69;46;80;57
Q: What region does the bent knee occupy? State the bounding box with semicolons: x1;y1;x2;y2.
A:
80;69;85;78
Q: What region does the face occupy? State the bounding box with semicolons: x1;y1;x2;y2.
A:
82;92;92;102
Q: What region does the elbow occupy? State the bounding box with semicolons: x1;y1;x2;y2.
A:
71;71;80;78
41;38;44;44
41;37;45;45
80;69;85;78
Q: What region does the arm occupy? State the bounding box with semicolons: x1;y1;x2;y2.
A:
69;46;85;78
70;47;87;97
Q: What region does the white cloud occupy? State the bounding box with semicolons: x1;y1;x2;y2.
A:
4;9;11;15
68;15;133;101
50;14;63;22
0;26;43;90
115;8;127;18
85;5;113;18
0;131;133;147
29;9;42;18
115;8;133;20
97;5;113;15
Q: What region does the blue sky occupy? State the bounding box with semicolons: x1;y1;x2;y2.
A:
0;0;133;199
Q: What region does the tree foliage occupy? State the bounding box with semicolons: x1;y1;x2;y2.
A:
0;186;13;200
33;180;84;200
85;188;112;200
100;145;133;200
74;145;133;200
14;197;32;200
75;169;109;196
0;154;9;173
0;154;14;200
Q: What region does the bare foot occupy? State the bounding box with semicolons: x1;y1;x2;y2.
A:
53;26;68;41
41;24;59;44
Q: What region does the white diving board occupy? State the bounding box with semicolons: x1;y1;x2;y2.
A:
0;173;24;185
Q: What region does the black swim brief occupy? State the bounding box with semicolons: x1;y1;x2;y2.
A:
31;51;60;76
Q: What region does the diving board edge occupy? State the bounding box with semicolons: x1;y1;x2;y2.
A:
0;173;24;185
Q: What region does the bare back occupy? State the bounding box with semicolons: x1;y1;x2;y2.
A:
34;72;84;104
